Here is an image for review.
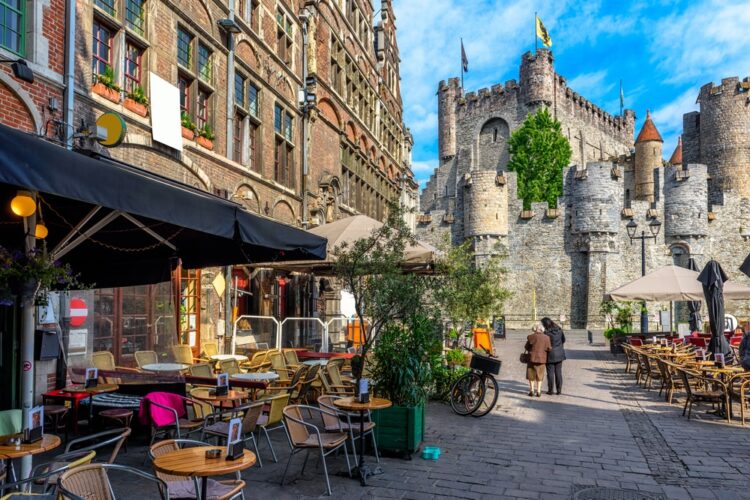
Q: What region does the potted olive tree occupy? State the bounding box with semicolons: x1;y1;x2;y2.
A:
600;300;637;354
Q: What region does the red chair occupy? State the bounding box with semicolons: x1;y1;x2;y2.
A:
688;337;707;348
730;336;743;347
628;338;643;346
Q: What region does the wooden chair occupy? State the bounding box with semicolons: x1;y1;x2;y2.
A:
281;405;351;496
678;369;728;421
201;401;265;466
318;394;379;463
58;463;168;499
149;439;245;499
134;350;158;369
257;393;291;463
621;345;639;374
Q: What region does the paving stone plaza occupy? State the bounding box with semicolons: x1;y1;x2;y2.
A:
109;331;750;499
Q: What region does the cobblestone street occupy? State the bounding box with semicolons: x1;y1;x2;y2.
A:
115;331;750;499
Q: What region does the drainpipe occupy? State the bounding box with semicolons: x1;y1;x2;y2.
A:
223;1;237;349
300;9;311;228
62;0;76;149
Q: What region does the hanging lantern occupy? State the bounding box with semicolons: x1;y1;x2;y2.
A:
10;190;36;217
34;221;48;239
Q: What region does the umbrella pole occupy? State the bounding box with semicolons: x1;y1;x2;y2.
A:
20;210;37;478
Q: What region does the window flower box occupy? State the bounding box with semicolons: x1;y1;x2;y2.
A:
181;126;195;140
92;82;120;104
123;97;148;117
196;135;214;150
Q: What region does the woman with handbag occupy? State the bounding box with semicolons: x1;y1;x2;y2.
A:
524;323;551;397
542;317;566;395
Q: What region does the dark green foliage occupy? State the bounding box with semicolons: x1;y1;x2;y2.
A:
507;108;572;210
430;365;469;402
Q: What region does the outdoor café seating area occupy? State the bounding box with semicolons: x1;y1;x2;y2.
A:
620;331;750;425
0;341;388;499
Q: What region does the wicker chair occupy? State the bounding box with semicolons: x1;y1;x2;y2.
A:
655;359;685;404
678;369;728;421
202;341;219;358
257;393;291;463
281;405;351;496
171;344;198;365
268;352;292;383
65;428;131;464
318;394;378;463
282;349;302;369
91;351;116;371
149;439;245;500
134;351;158;369
259;365;308;400
58;463;168;500
218;359;242;376
642;354;662;390
0;450;95;497
319;367;354;396
188;363;213;378
201;401;265;466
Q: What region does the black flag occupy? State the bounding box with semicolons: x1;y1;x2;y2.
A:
461;39;468;72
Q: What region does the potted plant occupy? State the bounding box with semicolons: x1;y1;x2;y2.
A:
445;348;463;368
181;112;196;140
92;66;121;103
124;85;149;117
600;300;636;354
0;245;83;307
196;123;215;150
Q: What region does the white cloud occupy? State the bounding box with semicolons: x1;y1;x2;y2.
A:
651;88;699;139
410;159;438;174
566;70;613;101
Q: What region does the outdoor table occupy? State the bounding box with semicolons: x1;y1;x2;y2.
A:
142;363;190;373
191;388;249;409
0;433;61;482
231;372;279;382
152;445;256;500
333;396;391;486
210;354;249;362
303;359;328;367
42;389;90;434
297;351;354;360
62;384;119;426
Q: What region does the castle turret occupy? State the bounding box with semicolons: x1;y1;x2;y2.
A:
669;136;683;166
664;163;709;243
437;78;460;160
695;77;750;203
463;170;508;239
571;162;621;235
519;49;554;107
634;110;663;203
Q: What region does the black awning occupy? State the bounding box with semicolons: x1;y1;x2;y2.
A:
0;123;325;287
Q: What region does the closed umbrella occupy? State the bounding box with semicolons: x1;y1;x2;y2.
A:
741;253;750;279
686;258;702;332
697;260;734;363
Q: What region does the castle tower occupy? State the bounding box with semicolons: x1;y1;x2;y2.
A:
664;163;709;248
696;77;750;203
634;110;663;203
437;78;460;160
519;49;554;107
669;136;683;166
463;170;508;263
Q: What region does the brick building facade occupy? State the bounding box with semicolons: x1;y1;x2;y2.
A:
0;0;414;372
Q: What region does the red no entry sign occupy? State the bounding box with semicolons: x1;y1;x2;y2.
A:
69;297;88;327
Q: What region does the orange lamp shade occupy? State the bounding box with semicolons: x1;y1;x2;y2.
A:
10;190;36;217
34;221;48;239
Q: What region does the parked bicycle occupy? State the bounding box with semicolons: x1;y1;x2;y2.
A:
449;346;501;417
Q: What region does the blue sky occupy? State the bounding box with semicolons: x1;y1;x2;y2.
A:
392;0;750;189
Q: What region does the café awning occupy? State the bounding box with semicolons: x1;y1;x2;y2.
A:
0;123;326;287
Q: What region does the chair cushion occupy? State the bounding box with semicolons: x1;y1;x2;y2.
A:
168;479;244;500
298;432;348;449
257;414;268;426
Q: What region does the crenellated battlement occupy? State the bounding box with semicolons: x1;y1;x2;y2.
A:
698;76;750;101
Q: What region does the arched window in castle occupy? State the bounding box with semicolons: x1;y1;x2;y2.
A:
478;118;510;171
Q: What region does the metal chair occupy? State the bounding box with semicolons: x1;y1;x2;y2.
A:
281;405;351;496
134;350;158;369
218;359;242;376
678;369;728;421
201;401;265;466
171;344;197;365
188;363;213;378
149;439;245;500
65;428;132;464
58;463;168;500
318;394;379;463
0;450;95;497
257;393;291;463
144;393;214;445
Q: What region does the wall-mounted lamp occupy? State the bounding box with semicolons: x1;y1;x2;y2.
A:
0;58;34;83
10;190;36;217
218;18;242;34
34;221;48;239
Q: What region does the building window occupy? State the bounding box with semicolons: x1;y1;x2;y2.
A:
177;28;192;68
95;0;116;16
238;0;259;30
178;76;190;114
197;43;212;82
248;122;258;171
233;111;245;163
196;90;209;130
0;0;23;54
92;20;112;77
124;42;143;93
234;73;245;107
125;0;146;35
248;83;259;117
275;9;293;66
274;104;295;189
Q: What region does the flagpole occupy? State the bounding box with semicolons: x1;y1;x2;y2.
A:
460;38;464;90
620;79;624;116
534;12;538;52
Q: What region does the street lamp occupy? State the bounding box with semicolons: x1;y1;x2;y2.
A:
626;218;662;333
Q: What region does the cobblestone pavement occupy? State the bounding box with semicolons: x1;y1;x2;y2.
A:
111;331;750;499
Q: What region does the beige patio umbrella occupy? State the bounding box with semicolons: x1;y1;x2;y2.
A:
251;215;438;274
605;265;750;301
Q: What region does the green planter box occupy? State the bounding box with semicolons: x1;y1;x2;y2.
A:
372;403;424;454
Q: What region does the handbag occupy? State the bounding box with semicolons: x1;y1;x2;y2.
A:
520;351;530;364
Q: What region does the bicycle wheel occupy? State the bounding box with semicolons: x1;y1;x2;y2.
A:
471;374;499;417
449;372;484;415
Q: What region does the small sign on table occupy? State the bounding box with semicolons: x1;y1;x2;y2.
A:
84;368;99;389
24;405;44;443
225;417;244;460
216;373;229;396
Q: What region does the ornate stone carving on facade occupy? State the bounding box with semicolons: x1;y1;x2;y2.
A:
306;14;317;75
310;175;340;225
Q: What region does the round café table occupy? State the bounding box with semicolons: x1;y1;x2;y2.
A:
142;363;190;373
231;372;279;382
152;445;256;500
0;433;61;482
62;384;119;426
210;354;249;363
191;388;249;412
303;359;328;367
333;396;391;486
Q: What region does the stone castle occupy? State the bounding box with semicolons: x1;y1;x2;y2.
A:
417;49;750;330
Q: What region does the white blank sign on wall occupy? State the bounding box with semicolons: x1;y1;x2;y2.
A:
149;72;182;151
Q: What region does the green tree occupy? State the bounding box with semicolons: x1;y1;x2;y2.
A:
433;238;511;341
507;107;572;210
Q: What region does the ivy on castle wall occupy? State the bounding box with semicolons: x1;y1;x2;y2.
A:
507;108;572;210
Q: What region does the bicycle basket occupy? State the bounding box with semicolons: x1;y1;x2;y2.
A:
470;353;502;375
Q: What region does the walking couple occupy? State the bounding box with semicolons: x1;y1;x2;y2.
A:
524;317;566;397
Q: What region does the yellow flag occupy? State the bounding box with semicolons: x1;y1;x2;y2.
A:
536;16;552;47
